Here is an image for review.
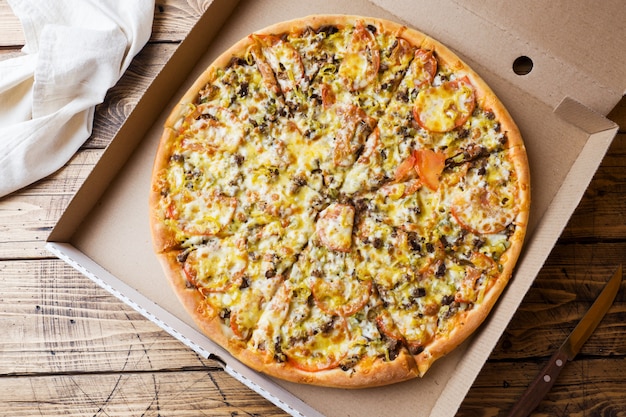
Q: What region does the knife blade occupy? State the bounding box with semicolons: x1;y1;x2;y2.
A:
506;264;622;417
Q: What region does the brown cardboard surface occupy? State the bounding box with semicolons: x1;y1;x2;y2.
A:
48;0;624;416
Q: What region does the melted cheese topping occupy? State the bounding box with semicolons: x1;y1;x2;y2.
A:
414;78;475;132
153;19;527;384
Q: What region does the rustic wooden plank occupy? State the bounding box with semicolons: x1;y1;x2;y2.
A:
494;303;625;360
489;241;626;360
0;0;203;48
0;370;289;417
152;0;209;43
460;358;626;417
0;149;102;259
474;357;626;390
0;259;220;375
0;1;23;47
560;134;626;241
0;47;23;61
0;194;69;259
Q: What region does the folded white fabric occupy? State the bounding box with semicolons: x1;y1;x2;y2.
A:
0;0;154;197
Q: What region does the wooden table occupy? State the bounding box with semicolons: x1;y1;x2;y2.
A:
1;2;625;416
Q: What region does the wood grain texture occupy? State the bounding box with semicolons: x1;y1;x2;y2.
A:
464;359;626;417
0;260;219;375
0;2;625;416
0;0;23;47
0;371;287;417
152;0;210;42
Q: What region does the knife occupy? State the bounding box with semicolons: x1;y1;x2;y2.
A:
506;264;623;417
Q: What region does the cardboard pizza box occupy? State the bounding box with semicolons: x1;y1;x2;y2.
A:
47;0;626;416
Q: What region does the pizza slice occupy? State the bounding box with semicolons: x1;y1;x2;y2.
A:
244;203;419;386
447;148;525;236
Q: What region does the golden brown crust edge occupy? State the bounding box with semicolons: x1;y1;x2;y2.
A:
237;347;420;389
149;127;178;254
157;251;236;352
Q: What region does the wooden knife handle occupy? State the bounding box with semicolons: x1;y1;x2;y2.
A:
506;348;570;417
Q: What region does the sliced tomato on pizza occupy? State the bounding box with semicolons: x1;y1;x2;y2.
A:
450;151;520;234
316;203;355;252
409;49;438;89
414;148;446;191
252;33;308;104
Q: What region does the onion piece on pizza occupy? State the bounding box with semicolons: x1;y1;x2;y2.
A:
410;49;438;89
252;33;308;100
282;314;352;372
455;252;499;304
181;105;244;153
167;191;237;237
450;153;520;235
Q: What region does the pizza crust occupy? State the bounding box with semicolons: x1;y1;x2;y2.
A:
150;128;180;253
237;344;420;389
149;14;530;388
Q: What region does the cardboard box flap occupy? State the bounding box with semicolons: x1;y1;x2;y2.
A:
556;97;619;135
372;0;626;115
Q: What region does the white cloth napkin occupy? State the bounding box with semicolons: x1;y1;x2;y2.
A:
0;0;154;197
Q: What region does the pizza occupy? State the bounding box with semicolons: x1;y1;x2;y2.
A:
149;15;530;388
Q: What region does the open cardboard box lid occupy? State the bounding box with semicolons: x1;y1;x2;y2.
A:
47;0;626;416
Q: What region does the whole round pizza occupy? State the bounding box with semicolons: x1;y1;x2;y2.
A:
149;15;530;388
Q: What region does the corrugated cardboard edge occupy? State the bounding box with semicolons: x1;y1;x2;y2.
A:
45;242;325;417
